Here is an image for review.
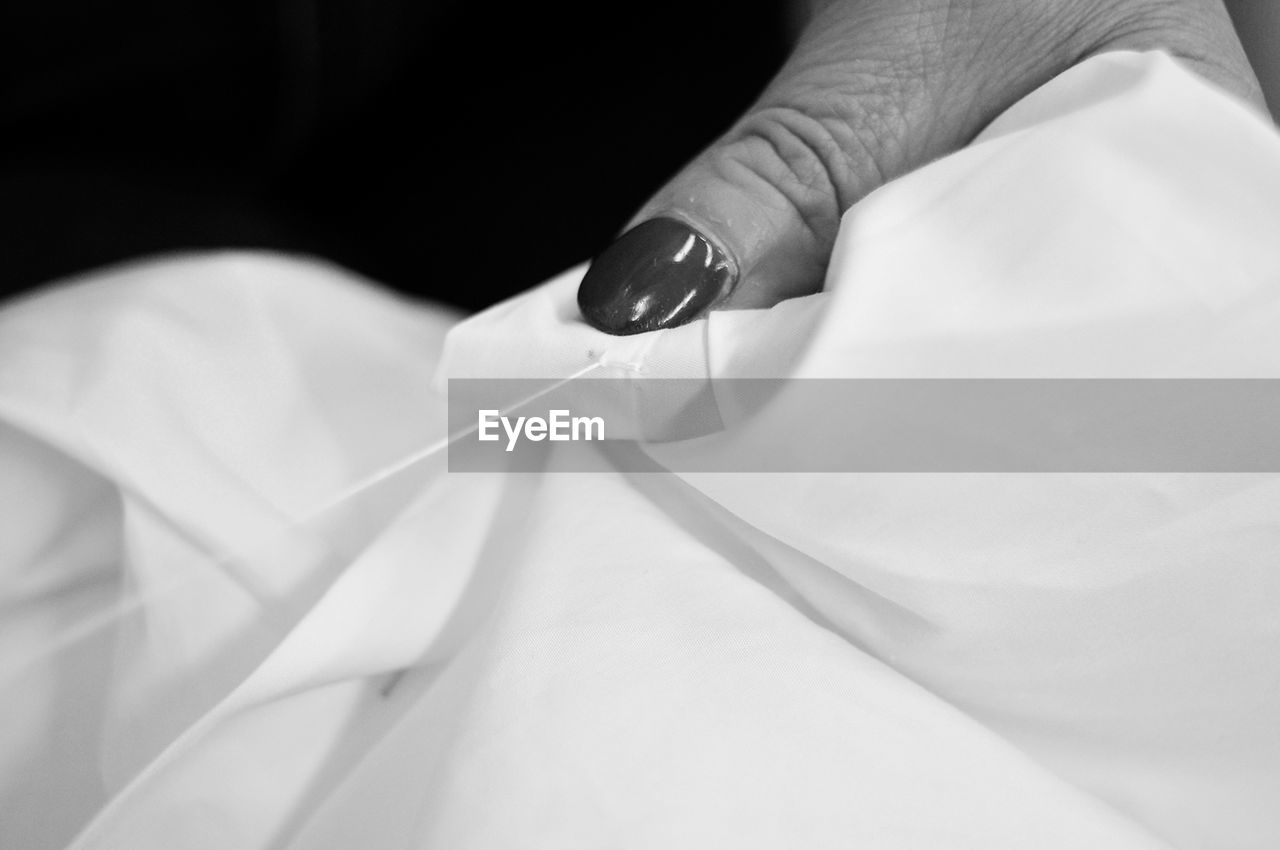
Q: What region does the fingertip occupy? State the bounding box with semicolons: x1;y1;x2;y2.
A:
577;217;737;335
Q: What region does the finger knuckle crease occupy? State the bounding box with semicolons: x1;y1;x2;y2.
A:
725;106;863;248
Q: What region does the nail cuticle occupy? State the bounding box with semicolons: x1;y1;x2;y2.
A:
648;207;741;281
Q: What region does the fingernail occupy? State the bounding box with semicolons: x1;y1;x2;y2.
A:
577;217;736;335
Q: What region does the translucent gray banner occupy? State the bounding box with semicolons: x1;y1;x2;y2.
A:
447;378;1280;472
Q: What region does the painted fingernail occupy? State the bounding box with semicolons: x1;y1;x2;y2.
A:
577;217;736;335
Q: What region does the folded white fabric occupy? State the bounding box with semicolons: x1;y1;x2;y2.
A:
2;50;1279;850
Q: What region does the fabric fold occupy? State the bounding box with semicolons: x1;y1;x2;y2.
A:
2;50;1279;850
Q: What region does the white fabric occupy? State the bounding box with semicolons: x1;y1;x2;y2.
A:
2;51;1279;850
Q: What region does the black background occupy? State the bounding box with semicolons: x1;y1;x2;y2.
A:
0;0;789;310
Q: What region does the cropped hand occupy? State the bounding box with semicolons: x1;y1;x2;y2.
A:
577;0;1263;334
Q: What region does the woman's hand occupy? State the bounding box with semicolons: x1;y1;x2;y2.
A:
577;0;1264;335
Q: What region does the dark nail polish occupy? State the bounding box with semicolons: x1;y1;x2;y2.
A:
577;217;736;335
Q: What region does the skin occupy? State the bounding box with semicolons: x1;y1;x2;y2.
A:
625;0;1266;317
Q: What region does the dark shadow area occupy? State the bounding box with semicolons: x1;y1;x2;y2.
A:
0;0;789;311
